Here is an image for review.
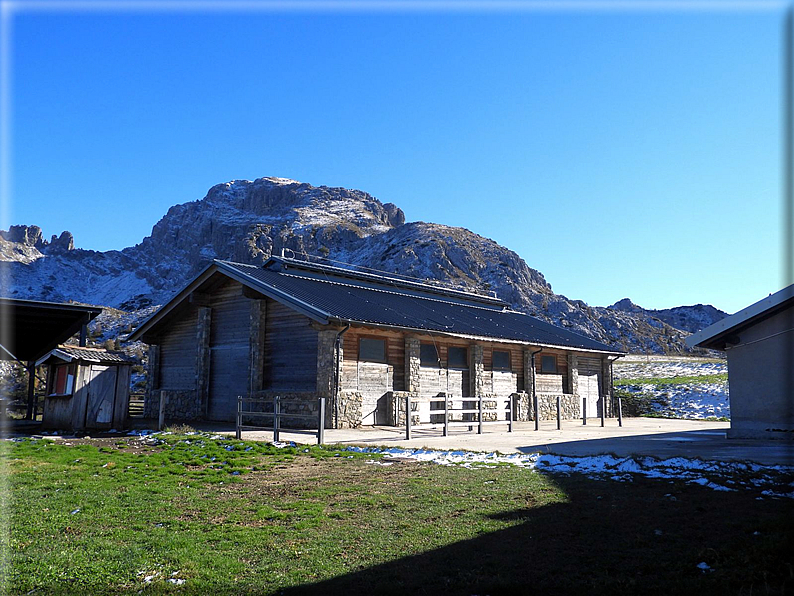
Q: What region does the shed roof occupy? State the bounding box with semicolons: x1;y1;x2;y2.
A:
686;284;794;351
35;345;135;367
0;298;102;362
131;256;622;354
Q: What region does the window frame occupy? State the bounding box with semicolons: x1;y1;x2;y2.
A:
358;337;387;363
49;363;75;396
420;343;440;367
541;355;558;374
492;350;511;371
447;346;468;369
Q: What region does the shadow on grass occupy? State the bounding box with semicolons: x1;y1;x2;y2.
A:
282;472;794;596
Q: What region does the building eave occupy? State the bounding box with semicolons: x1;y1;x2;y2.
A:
129;261;332;344
328;317;625;356
686;284;794;350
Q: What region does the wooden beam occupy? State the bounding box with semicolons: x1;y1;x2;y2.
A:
25;361;36;420
195;307;211;417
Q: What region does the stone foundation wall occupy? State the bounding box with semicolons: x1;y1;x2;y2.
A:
386;391;420;426
337;391;363;429
144;389;201;421
511;392;580;421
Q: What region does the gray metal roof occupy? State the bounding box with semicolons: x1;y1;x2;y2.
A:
211;257;620;354
36;345;134;366
686;283;794;350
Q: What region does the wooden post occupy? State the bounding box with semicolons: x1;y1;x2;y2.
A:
405;395;411;440
508;396;513;433
318;397;326;445
583;397;587;425
273;395;280;442
236;395;242;440
25;362;36;420
617;396;623;428
158;390;167;431
556;395;561;430
478;395;483;434
79;321;88;347
443;395;449;437
196;307;212;418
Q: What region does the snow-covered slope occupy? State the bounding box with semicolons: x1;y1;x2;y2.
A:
1;176;722;353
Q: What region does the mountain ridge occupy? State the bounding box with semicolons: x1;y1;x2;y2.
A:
0;176;728;353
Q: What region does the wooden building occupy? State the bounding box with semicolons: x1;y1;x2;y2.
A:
36;346;133;431
0;297;102;419
130;256;623;427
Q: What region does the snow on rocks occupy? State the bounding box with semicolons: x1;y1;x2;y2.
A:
345;446;794;497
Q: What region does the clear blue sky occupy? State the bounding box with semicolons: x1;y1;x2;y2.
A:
3;2;788;314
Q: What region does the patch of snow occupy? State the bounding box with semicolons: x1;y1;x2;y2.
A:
348;447;794;497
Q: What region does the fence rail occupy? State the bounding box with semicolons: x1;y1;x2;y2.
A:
128;393;145;418
235;395;326;444
405;395;513;440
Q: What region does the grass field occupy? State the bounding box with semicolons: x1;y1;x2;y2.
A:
3;432;793;595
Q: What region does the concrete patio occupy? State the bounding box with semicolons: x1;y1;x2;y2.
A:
220;417;794;467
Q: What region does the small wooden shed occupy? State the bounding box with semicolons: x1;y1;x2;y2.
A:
36;346;133;431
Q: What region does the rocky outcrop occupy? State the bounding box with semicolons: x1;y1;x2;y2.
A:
1;176;722;353
609;299;728;335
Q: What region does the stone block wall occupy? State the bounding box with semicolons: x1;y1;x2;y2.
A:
537;393;580;420
405;338;420;393
511;392;581;421
337;391;363;429
469;345;485;397
386;391;419;426
144;389;201;421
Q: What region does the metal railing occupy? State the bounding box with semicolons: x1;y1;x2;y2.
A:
405;395;513;440
581;395;623;427
235;395;326;444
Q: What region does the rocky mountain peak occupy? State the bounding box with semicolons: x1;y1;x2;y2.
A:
46;231;75;254
1;225;46;249
609;298;643;313
0;176;723;354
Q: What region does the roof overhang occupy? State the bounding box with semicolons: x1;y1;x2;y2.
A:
0;298;102;362
128;261;332;344
129;259;623;356
686;284;794;350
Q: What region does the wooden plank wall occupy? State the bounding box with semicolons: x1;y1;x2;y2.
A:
158;306;199;390
534;350;568;393
340;328;404;424
263;300;318;391
208;281;251;421
340;328;405;392
483;346;522;395
418;339;470;397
